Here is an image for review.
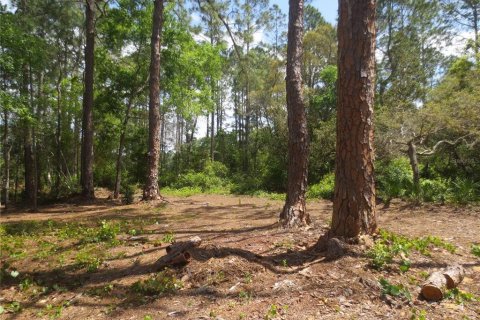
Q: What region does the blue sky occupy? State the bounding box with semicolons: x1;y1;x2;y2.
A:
271;0;338;24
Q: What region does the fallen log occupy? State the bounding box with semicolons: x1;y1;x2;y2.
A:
156;236;201;268
421;264;465;301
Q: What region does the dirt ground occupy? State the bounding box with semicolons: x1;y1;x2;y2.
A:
1;192;479;320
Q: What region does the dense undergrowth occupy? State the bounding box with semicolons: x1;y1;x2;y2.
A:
156;159;480;205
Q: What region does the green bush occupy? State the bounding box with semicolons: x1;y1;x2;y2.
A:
376;158;413;203
80;220;119;244
172;161;230;192
448;178;479;204
307;173;335;200
420;178;449;203
231;174;262;194
122;184;136;205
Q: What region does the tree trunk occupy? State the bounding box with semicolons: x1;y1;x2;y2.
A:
280;0;310;228
80;0;95;199
22;64;36;208
407;140;420;193
55;76;63;192
331;0;377;238
2;109;10;209
210;110;215;161
114;98;134;199
143;0;164;201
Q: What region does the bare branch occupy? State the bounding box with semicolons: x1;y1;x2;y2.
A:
417;134;476;155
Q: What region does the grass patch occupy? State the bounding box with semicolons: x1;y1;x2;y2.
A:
368;229;456;271
131;269;182;296
471;244;480;257
379;278;412;301
75;247;104;272
444;288;478;304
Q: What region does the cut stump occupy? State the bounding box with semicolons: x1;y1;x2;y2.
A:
421;265;465;301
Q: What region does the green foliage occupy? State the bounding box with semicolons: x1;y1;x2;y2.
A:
379;278;412;301
410;308;427;320
80;220;119;245
38;301;70;319
419;178;449;202
75;250;103;272
131;270;182;296
161;232;175;244
444;288;478;304
307;173;335;200
471;244;480;258
122;184;136;205
171;161;231;193
368;230;456;270
376;158;413;203
448;178;479;204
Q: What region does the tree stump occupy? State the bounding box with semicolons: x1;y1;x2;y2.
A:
421;265;465;301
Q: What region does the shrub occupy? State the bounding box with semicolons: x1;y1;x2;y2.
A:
420;178;449;203
472;244;480;258
172;161;230;192
122;184;136;205
80;220;119;244
448;178;479;204
307;173;335;200
376;158;413;204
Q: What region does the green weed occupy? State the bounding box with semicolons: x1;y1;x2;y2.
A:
368;230;456;270
80;220;119;245
161;232;175;244
75;250;103;272
379;278;412;301
410;308;427;320
471;244;480;257
131;269;182;296
444;288;478;304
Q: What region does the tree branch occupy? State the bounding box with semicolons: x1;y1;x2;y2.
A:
417;134;476;155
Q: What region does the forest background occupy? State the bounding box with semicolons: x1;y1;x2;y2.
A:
1;0;479;208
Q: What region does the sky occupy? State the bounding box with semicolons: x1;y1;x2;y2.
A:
272;0;338;25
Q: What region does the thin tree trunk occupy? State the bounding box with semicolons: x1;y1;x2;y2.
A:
280;0;310;228
55;76;63;192
14;152;19;204
408;140;420;193
2;109;10;209
143;0;164;201
22;64;36;207
114;98;134;199
210;110;215;161
80;0;95;199
29;66;38;211
331;0;377;238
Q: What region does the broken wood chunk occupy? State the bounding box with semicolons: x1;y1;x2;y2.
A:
421;265;465;301
156;236;201;268
443;264;465;289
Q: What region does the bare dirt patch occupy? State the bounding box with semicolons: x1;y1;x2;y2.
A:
1;194;479;319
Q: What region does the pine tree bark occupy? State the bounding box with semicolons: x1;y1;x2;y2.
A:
2;108;10;209
114;97;134;199
280;0;310;228
143;0;164;201
80;0;95;199
22;64;36;207
331;0;377;238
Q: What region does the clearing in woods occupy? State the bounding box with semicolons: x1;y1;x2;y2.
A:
1;192;479;319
